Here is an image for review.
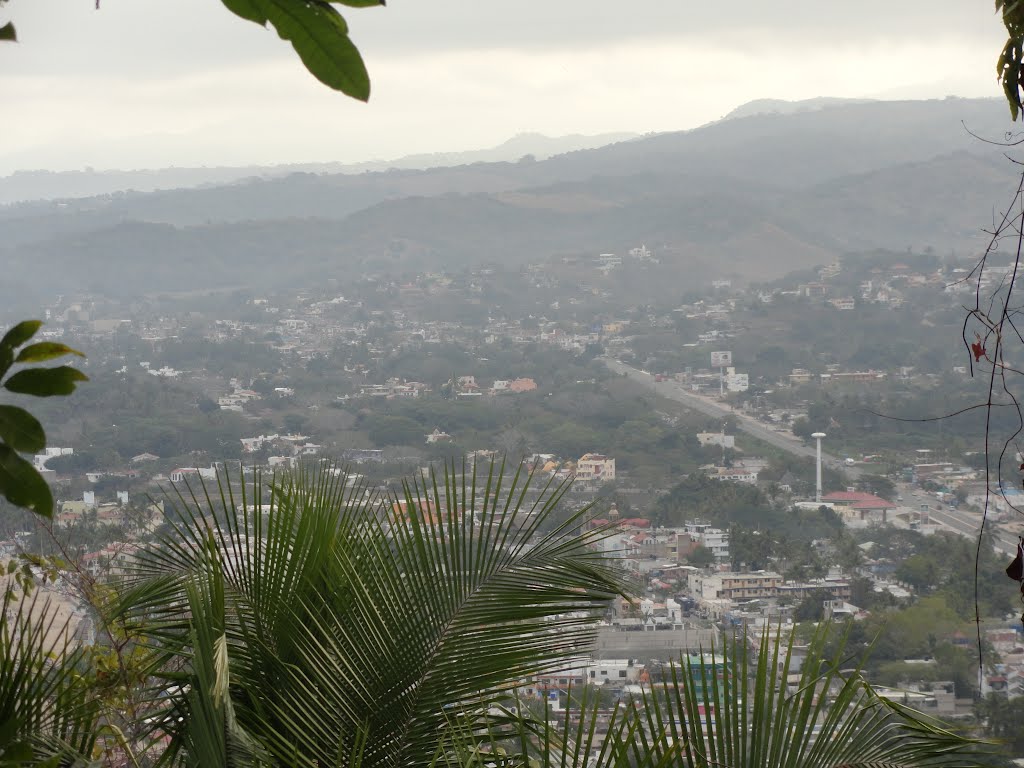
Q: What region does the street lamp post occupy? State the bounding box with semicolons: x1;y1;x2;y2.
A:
811;432;827;503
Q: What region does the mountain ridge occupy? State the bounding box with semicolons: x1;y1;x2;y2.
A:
1;97;1019;307
0;131;638;207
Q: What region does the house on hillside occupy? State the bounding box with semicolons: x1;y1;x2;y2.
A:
425;428;452;444
575;454;615;484
169;466;217;483
508;377;537;393
709;466;758;484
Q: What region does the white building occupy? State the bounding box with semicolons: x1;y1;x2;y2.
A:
710;466;759;484
684;522;730;561
169;466;217;483
584;658;645;684
697;432;736;450
425;428;452;444
575;454;616;483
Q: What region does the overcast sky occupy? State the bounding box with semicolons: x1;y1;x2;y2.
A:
0;0;1009;173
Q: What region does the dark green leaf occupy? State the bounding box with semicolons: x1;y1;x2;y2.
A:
4;366;88;397
0;445;52;517
14;342;85;364
221;0;369;100
0;22;15;42
0;406;45;453
220;0;265;24
0;320;41;353
332;0;385;7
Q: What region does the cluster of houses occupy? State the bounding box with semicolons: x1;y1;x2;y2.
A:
590;513;902;628
218;378;263;411
778;260;953;310
238;433;322;460
355;378;430;399
983;627;1024;698
454;375;538;397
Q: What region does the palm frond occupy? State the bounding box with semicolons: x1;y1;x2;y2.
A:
0;587;99;765
114;460;626;768
627;623;991;768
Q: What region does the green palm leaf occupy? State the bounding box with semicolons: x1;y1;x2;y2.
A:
0;589;99;765
114;460;626;767
625;624;991;768
474;624;990;768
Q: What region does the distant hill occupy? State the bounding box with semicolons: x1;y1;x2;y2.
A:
1;97;1021;302
0;131;636;206
722;97;877;120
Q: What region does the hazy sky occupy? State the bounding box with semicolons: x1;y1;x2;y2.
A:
0;1;1009;173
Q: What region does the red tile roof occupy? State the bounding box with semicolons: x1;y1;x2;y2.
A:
822;491;895;509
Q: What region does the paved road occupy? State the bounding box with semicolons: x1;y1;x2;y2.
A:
602;358;860;477
904;488;1017;556
602;359;1017;556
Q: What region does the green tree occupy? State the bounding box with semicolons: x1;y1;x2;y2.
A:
791;417;814;441
857;473;896;500
687;544;715;568
197;396;220;414
282;412;309;435
895;554;940;594
978;693;1024;752
365;414;424;446
793;588;834;622
728;525;776;571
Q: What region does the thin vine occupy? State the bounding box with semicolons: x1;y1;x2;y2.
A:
957;164;1024;681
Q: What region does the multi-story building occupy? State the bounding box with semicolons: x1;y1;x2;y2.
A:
576;454;616;483
682;522;730;561
690;571;783;601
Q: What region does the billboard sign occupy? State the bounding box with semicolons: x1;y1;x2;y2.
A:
711;351;732;368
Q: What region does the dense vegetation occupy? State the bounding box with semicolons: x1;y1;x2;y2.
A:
0;465;990;767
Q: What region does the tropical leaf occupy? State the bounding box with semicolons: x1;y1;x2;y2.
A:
3;365;88;397
109;462;992;767
998;0;1024;119
0;590;98;765
0;320;41;354
624;624;990;768
220;0;370;99
473;625;992;768
0;319;41;377
114;461;625;767
14;342;84;364
0;405;45;453
0;444;52;517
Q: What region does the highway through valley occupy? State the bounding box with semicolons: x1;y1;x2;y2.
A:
601;358;1016;555
601;358;858;477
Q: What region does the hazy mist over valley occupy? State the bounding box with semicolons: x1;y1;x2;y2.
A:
1;97;1019;309
7;3;1024;765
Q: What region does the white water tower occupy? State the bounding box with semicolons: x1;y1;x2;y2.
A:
811;432;827;503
